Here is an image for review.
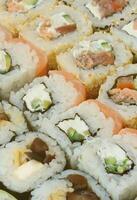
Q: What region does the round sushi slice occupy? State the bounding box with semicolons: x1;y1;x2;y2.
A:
20;4;93;68
31;169;111;200
0;29;48;99
0;101;28;145
0;0;57;32
98;64;137;129
0;132;66;193
57;32;132;98
10;70;86;130
0;190;17;200
38;99;124;158
71;137;137;200
111;20;137;60
72;0;137;29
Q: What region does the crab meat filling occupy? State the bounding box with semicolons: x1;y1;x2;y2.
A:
7;0;41;13
37;13;76;40
97;142;133;174
122;19;137;38
72;40;114;69
13;138;55;180
0;50;12;74
85;0;128;19
56;114;91;142
23;83;53;112
108;75;137;105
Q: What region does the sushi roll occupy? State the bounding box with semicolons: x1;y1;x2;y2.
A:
38;99;124;158
20;4;93;68
9;70;86;130
98;64;137;128
72;0;137;29
0;0;57;32
0;101;28;145
57;32;132;98
0;190;17;200
0;28;48;99
0;132;66;193
71;137;137;200
31;169;111;200
112;20;137;60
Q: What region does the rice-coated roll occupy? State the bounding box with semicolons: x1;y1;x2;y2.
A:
0;29;48;99
20;4;93;68
0;101;28;145
10;70;86;129
111;20;137;58
71;137;137;200
0;132;66;193
72;0;137;29
57;32;132;98
98;64;137;128
0;190;17;200
0;0;57;32
31;169;111;200
38;99;124;158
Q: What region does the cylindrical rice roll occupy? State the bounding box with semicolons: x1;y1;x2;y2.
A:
0;100;28;145
111;22;137;60
31;169;111;200
38;99;124;158
98;64;137;129
71;137;137;200
72;0;137;29
9;70;86;130
57;32;132;98
0;190;17;200
20;4;93;68
0;132;66;193
0;29;48;99
0;0;57;32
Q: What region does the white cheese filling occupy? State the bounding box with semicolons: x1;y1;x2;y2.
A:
23;83;52;112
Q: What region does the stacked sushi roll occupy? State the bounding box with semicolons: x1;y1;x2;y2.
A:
57;32;132;97
98;64;137;128
20;4;92;68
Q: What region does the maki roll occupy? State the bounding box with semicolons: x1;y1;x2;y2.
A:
31;169;111;200
0;101;28;145
20;4;92;68
38;100;124;158
71;137;137;200
0;132;66;192
0;0;57;32
10;71;86;129
0;28;48;99
57;32;132;98
98;64;137;128
0;190;17;200
72;0;137;29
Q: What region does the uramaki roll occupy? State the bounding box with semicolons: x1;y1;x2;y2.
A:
98;64;137;128
9;70;86;130
71;137;137;200
31;169;111;200
72;0;137;29
0;132;66;193
0;27;48;99
20;4;93;68
57;32;132;98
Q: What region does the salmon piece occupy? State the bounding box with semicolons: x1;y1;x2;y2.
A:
76;51;114;69
49;70;87;106
14;37;48;76
86;99;125;134
7;0;25;13
109;88;137;105
119;128;137;135
56;24;77;34
116;76;134;89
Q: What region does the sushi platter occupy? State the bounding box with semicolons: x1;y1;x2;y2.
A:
0;0;137;199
